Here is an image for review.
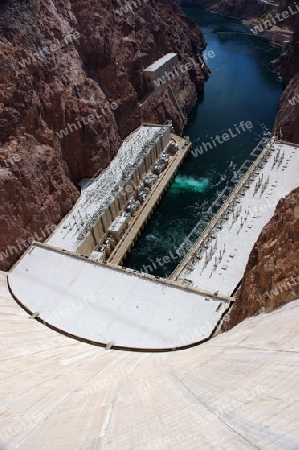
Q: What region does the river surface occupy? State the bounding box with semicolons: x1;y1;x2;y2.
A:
125;7;282;277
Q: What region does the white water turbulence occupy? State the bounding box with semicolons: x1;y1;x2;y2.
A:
169;175;211;194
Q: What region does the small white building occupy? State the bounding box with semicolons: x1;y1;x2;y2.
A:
144;53;178;90
108;215;129;241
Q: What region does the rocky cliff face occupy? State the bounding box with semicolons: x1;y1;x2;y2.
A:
273;27;299;144
222;187;299;331
180;0;271;20
273;72;299;143
0;0;206;270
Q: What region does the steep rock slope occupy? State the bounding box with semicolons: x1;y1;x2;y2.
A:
222;187;299;331
273;28;299;143
180;0;271;20
0;0;207;270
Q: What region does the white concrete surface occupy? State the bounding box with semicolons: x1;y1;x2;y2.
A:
178;142;299;297
48;125;166;252
8;245;228;350
1;270;299;449
144;53;178;72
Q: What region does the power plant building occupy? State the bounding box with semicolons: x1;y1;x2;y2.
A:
47;124;172;256
144;53;178;90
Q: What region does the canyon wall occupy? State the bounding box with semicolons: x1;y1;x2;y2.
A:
180;0;271;20
0;0;207;271
273;28;299;144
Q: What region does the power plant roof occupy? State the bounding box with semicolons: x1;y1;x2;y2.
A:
144;53;178;73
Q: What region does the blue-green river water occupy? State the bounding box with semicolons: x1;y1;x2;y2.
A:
125;7;282;277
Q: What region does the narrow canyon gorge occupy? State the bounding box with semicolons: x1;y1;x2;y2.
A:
1;0;299;329
1;2;299;447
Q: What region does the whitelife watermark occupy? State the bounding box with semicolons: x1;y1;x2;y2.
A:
261;274;299;302
0;334;68;352
251;1;299;34
72;359;165;403
171;316;221;349
203;385;267;421
288;93;299;106
55;101;118;139
18;30;80;69
153;50;215;89
191;121;253;157
41;295;97;327
1;152;22;169
0;412;46;444
115;0;150;16
140;236;194;275
0;224;56;263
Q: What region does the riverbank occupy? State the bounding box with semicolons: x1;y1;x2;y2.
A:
180;1;295;46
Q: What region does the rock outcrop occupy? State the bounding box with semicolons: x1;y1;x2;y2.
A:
180;0;271;20
0;0;207;270
222;187;299;331
273;27;299;144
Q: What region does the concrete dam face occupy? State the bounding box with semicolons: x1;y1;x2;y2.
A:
1;270;299;448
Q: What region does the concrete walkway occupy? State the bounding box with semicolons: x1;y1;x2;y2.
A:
1;271;298;449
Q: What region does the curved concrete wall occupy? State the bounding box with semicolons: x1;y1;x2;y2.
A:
8;244;228;351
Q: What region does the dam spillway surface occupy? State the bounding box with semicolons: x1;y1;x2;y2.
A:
1;270;299;448
8;243;229;350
